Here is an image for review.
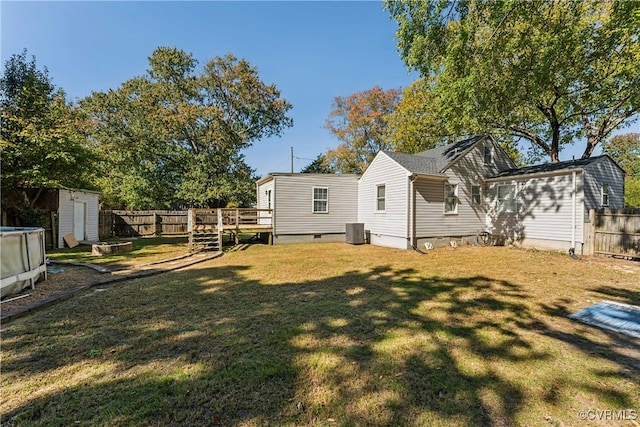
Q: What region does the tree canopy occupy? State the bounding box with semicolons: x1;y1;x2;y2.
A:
0;49;94;209
386;0;640;163
301;154;335;174
81;47;293;209
602;133;640;207
324;86;402;174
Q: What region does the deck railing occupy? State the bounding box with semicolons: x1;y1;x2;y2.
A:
188;208;273;229
188;208;274;251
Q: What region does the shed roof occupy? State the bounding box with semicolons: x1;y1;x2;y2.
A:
256;173;360;186
490;155;622;179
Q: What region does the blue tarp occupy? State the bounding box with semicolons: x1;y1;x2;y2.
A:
569;301;640;339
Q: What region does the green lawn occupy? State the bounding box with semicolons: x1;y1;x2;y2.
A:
46;236;190;267
2;243;638;426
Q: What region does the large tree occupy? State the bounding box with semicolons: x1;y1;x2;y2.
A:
1;50;94;209
82;47;293;208
324;86;402;174
386;0;640;162
601;133;640;207
300;154;335;174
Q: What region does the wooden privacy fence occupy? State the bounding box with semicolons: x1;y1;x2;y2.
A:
99;210;188;238
584;208;640;259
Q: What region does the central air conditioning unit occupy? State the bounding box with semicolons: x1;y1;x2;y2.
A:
345;223;365;245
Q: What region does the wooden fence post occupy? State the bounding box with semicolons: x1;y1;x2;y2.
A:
583;209;595;255
153;212;159;237
51;210;58;249
217;209;224;249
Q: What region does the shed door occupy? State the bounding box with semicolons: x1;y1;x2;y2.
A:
74;201;86;241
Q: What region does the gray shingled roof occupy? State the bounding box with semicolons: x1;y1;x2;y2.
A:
414;135;486;172
383;151;443;175
490;155;613;178
382;134;487;174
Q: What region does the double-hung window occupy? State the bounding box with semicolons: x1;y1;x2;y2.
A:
497;184;517;213
483;146;492;165
471;185;481;206
601;184;609;207
313;187;328;213
444;183;458;214
376;185;386;211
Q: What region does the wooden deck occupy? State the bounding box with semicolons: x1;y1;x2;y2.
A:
188;208;273;251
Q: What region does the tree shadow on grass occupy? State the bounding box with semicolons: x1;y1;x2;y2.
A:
2;260;638;426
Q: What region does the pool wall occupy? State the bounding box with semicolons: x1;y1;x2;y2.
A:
1;227;47;298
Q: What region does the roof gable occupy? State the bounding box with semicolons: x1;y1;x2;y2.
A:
414;135;487;172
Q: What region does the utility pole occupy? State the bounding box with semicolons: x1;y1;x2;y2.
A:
290;146;294;173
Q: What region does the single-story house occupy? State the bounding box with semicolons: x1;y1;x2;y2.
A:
256;173;360;244
257;134;625;254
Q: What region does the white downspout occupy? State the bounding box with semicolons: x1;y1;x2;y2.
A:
406;175;412;249
571;171;576;252
407;175;418;247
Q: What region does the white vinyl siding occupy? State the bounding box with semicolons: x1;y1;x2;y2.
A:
413;142;495;240
313;187;329;213
358;152;409;248
256;179;274;226
269;175;358;235
487;174;585;245
57;189;100;248
582;157;625;210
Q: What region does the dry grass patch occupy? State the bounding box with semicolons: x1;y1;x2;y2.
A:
1;243;638;426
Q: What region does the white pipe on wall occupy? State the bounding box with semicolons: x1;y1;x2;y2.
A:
571;171;577;250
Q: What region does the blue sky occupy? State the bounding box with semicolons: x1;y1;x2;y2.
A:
2;1;633;178
2;1;419;177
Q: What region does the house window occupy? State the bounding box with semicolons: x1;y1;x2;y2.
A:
497;184;517;213
601;184;609;207
376;185;386;211
471;185;481;205
312;187;328;213
484;146;492;165
266;189;272;209
444;183;458;214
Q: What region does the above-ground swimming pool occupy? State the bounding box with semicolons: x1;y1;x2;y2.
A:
1;227;47;298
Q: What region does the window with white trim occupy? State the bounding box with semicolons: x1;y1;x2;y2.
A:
601;184;609;207
266;189;272;209
376;185;386;211
484;146;492;165
444;183;458;214
497;184;517;213
312;187;328;213
471;185;481;206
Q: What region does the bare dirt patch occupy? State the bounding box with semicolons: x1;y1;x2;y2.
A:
582;254;640;275
1;265;104;314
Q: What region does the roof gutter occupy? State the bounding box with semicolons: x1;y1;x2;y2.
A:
410;172;449;181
